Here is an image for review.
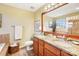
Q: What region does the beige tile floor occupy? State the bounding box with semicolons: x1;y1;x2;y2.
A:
8;48;34;56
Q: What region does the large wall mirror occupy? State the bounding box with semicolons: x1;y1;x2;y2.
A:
42;3;79;36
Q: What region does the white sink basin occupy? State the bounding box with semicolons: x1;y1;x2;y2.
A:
0;43;5;52
54;41;73;48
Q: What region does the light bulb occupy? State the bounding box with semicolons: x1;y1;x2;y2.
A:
44;6;47;10
51;3;56;6
47;4;51;8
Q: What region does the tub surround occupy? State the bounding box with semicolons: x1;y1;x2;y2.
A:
0;43;9;56
0;43;5;53
34;34;79;56
0;34;10;56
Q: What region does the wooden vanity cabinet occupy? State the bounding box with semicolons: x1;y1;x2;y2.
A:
33;37;39;56
33;37;73;56
44;42;61;56
44;49;56;56
38;39;44;56
61;51;72;56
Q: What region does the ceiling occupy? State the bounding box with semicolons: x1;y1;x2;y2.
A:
46;3;79;18
3;3;45;12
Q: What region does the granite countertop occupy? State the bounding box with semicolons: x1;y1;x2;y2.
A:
34;35;79;56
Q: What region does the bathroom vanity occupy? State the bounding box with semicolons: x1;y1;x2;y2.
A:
33;35;79;56
33;3;79;56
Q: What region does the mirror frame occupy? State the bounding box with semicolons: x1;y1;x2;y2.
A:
41;3;79;39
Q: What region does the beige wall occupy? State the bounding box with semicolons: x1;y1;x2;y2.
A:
34;4;47;20
34;5;45;33
34;6;44;21
0;4;34;48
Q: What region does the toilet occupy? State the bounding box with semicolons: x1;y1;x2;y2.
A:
25;41;33;50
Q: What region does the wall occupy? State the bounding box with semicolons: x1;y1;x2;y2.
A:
0;4;34;48
34;3;49;20
34;5;46;33
34;6;43;20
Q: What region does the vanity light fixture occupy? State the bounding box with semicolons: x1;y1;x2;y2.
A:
44;6;48;10
43;3;66;12
44;3;55;11
47;4;51;8
51;3;56;6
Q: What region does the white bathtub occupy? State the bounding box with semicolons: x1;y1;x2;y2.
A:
0;43;5;53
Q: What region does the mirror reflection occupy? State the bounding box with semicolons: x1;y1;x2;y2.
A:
43;3;79;35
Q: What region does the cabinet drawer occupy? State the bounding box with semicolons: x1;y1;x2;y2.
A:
44;49;56;56
45;42;60;56
39;39;44;45
61;51;72;56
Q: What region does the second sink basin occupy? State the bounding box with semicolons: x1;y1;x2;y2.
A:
54;40;73;48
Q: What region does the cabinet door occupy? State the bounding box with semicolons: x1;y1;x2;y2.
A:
39;39;44;45
39;39;44;56
33;37;39;56
44;42;60;56
61;51;72;56
44;49;56;56
39;43;44;56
